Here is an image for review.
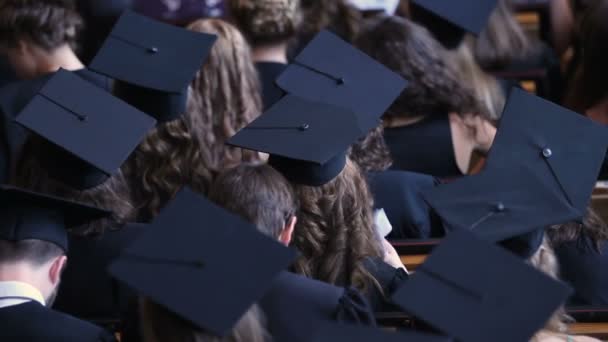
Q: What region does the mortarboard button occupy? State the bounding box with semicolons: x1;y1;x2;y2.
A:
147;46;159;54
542;148;553;159
494;202;505;212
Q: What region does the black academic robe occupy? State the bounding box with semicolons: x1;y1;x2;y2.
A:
363;257;409;312
555;235;608;306
54;225;144;322
255;62;287;110
383;114;463;179
0;68;111;183
368;170;442;239
0;301;117;342
260;271;375;342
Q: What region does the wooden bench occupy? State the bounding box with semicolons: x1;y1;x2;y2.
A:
391;239;439;271
490;68;548;96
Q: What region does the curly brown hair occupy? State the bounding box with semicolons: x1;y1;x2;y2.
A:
349;124;393;173
548;206;608;252
123;19;263;221
229;0;301;46
291;158;383;293
0;0;82;51
294;0;362;49
13;136;135;236
355;16;486;121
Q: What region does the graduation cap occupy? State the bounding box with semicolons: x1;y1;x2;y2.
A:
108;188;298;337
311;322;452;342
0;185;110;251
485;88;608;215
409;0;498;49
422;166;581;258
392;230;572;342
89;10;217;122
227;95;365;186
275;30;408;130
14;68;156;190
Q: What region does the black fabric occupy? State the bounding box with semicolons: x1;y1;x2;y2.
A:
367;170;441;239
362;257;409;312
555;234;608;306
0;68;111;183
0;301;116;342
54;225;144;321
384;115;462;179
256;62;287;110
260;271;375;342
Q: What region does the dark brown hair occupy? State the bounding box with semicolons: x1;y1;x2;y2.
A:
296;0;362;44
291;158;383;293
0;239;64;265
140;298;269;342
0;0;82;51
355;16;485;120
209;164;297;239
349;124;393;173
13;136;136;235
548;206;608;252
229;0;301;46
123;19;263;221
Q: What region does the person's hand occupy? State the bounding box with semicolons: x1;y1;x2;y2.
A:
382;239;408;273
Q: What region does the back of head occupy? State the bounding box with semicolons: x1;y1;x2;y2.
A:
229;0;301;46
0;239;63;267
291;158;382;292
473;0;534;70
349;124;393;173
140;298;269;342
297;0;362;44
355;16;482;120
0;0;82;51
186;19;263;173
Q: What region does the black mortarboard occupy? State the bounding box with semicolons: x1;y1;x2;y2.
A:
0;185;110;251
410;0;498;49
392;230;572;342
14;69;156;190
311;322;452;342
89;10;217;122
485;88;608;215
109;188;298;337
275;30;408;130
422;166;581;258
227;95;365;186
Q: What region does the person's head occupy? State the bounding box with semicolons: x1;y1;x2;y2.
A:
349;124;393;173
473;0;534;70
186;18;263;175
229;0;301;47
140;298;269;342
13;136;136;235
549;206;608;252
297;0;362;44
290;158;383;292
355;16;487;122
0;239;67;306
209;164;298;245
0;0;83;78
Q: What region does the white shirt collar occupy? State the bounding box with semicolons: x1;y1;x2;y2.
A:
0;281;46;308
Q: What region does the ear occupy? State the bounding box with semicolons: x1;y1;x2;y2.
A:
48;256;67;286
14;39;30;55
278;216;297;246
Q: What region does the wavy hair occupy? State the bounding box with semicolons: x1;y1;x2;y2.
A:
349;124;393;173
291;158;383;293
355;16;487;121
229;0;301;46
548;206;608;252
13;136;135;235
295;0;362;47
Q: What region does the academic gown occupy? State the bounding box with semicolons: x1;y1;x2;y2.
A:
367;170;442;239
0;301;116;342
0;68;111;183
363;257;409;312
255;62;287;110
554;235;608;306
383;114;463;180
54;225;144;322
260;271;375;342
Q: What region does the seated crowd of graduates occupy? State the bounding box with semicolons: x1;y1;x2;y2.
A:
0;0;608;341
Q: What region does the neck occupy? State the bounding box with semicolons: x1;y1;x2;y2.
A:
252;43;288;64
587;98;608;125
0;265;41;291
36;44;84;76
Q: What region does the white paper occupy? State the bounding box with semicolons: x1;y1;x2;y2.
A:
374;208;393;238
347;0;400;15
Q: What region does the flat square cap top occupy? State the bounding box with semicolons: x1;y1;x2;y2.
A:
410;0;498;36
14;68;156;176
89;10;217;93
275;30;408;130
109;188;298;337
486;88;608;213
311;322;452;342
227;94;364;165
392;230;572;342
0;185;110;251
